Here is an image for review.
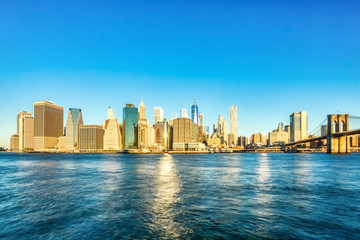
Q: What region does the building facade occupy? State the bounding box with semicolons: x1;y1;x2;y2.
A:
34;101;64;151
230;106;238;144
123;104;138;149
103;107;122;150
268;123;289;146
65;108;83;150
17;111;34;150
191;99;199;124
180;108;188;118
154;107;163;124
290;111;308;142
79;125;104;150
172;118;192;144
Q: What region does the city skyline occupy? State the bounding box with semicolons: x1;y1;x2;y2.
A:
1;0;360;147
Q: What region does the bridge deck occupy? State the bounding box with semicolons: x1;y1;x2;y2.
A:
286;129;360;146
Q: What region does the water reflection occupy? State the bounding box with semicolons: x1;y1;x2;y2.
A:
148;154;189;238
99;158;122;192
254;153;274;236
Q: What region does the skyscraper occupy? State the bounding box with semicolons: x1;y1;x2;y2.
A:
139;99;145;120
217;115;228;145
65;108;83;149
290;111;308;142
172;118;192;143
154;107;164;124
123;104;138;149
103;107;122;150
79;125;104;150
34;101;64;151
199;114;204;127
230;106;238;139
180;109;188;118
191;97;199;124
138;100;150;149
17;111;34;150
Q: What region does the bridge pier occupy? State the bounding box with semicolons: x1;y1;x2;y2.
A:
327;114;350;154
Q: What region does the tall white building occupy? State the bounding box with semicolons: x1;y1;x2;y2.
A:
180;108;188;118
17;111;34;150
103;107;122;150
230;106;238;138
154;107;164;124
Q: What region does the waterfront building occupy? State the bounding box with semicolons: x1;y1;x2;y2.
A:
268;123;289;146
290;111;308;142
238;135;249;147
217;115;228;145
191;97;199;124
180;108;188;118
350;134;359;147
17;111;34;150
139;100;145;120
10;134;19;151
172;142;205;151
203;126;210;134
79;125;104;150
154;107;164;124
230;106;238;143
172;118;192;144
192;123;199;142
321;125;328;137
57;136;66;151
155;120;170;149
138;101;151;149
103;107;122;150
228;133;237;146
123;104;138;149
65;108;83;150
34;101;64;151
250;133;267;146
199;114;204;127
206;135;221;147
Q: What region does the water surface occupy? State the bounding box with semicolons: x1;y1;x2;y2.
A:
0;153;359;239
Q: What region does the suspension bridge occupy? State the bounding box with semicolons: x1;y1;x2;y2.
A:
286;114;360;153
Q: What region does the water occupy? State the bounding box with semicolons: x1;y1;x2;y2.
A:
0;153;359;239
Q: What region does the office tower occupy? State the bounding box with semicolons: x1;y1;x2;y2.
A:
34;101;64;151
79;125;104;150
103;107;122;150
268;123;289;146
203;126;210;134
290;111;308;142
123;104;139;149
217;115;228;145
199;114;204;127
172;118;192;143
10;134;19;151
138;100;151;149
17;111;31;134
238;136;249;147
16;111;34;150
180;108;188;118
154;107;164;124
155;120;170;149
191;97;199;124
65;108;83;149
139;99;145;120
251;133;267;145
192;123;199;142
230;106;238;144
321;125;328;137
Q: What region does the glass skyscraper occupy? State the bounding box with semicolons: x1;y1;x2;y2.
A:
123;104;138;149
65;108;83;148
191;97;199;124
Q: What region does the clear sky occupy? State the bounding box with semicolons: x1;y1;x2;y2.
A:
0;0;359;148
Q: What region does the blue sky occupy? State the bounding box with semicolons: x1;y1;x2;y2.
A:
0;0;359;147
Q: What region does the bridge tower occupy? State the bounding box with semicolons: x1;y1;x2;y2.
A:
327;114;350;153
